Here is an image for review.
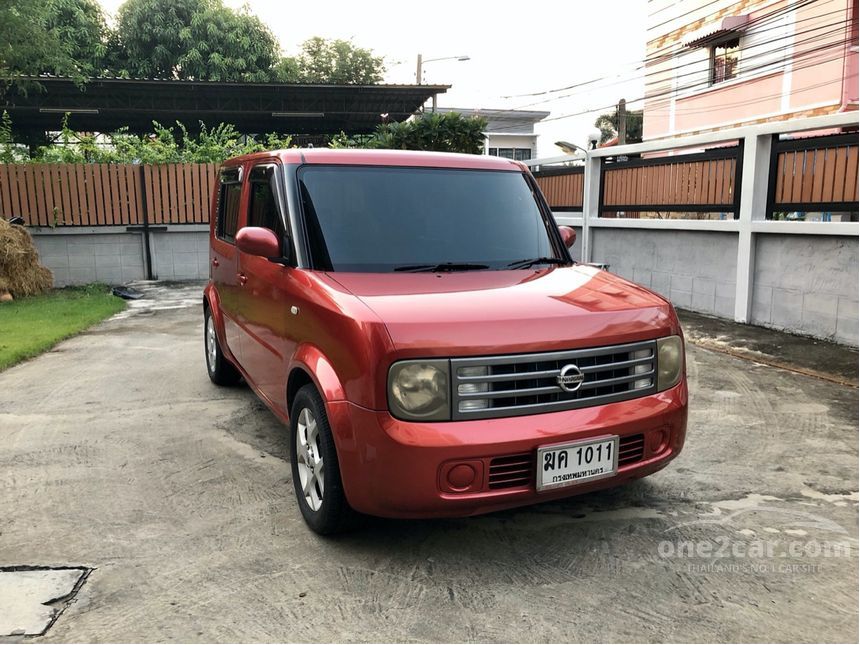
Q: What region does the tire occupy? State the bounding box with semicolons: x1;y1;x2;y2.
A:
290;384;357;534
204;305;241;386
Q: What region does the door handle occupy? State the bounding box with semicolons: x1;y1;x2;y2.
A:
237;273;248;286
212;258;219;267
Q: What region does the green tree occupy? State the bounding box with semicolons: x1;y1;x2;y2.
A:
43;0;108;77
112;0;279;81
0;0;90;85
291;37;385;84
112;0;201;78
345;112;486;154
176;4;279;82
594;107;643;144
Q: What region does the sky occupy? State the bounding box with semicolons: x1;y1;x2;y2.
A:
95;0;648;157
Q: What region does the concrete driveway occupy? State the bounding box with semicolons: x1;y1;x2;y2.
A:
0;282;857;643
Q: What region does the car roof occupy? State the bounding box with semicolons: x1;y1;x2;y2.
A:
223;148;527;171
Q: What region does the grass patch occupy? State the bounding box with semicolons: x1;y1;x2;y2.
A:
0;284;126;371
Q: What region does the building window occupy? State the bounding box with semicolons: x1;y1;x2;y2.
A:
487;147;531;160
711;38;740;84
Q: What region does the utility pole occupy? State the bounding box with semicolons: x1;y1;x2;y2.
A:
416;54;423;84
617;98;627;146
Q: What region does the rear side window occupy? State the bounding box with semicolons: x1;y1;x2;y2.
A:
216;170;242;242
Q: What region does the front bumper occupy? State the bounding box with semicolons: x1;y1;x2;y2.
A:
327;380;687;518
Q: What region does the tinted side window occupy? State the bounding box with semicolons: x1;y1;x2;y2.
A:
216;182;242;242
247;179;285;239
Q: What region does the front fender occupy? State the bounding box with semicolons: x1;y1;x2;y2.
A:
289;343;347;403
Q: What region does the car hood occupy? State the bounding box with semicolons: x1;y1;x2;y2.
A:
326;265;679;356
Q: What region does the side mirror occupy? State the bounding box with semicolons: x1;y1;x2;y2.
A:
558;225;577;248
236;226;281;259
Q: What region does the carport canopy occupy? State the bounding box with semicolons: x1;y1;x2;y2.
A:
0;76;450;136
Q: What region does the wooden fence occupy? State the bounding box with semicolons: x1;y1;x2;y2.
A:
533;133;858;219
530;167;584;211
0;163;219;227
769;134;859;214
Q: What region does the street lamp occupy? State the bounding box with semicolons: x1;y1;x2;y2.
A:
555;129;603;154
416;54;470;113
416;54;471;84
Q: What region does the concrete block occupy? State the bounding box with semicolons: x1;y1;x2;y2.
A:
670;289;692;309
671;274;693;293
751;285;773;325
801;292;839;339
95;268;123;284
770;288;803;330
692;278;716;296
651;271;671;297
69;267;96;284
121;266;145;282
121;253;144;268
836;297;859;346
33;237;69;256
50;268;70;287
68;253;95;269
714;295;735;318
95;254;121;269
633;268;652;288
691;289;715;313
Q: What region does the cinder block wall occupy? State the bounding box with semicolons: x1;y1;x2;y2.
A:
30;226;211;285
31;230;146;285
752;234;858;345
590;229;738;319
150;230;210;281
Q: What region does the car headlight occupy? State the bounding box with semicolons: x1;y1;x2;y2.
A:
388;360;450;421
656;335;684;391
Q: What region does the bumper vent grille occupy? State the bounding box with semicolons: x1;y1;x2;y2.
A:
488;454;532;489
619;434;645;466
452;340;658;420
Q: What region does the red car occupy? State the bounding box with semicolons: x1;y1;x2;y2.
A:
203;149;687;534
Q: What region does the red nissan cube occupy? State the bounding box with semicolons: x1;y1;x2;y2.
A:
203;149;687;534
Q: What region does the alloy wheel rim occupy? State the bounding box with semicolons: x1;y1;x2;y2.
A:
206;317;217;372
296;407;325;511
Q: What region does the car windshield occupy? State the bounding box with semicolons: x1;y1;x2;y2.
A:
297;166;561;272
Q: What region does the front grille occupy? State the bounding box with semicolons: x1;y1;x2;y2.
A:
488;453;532;489
451;340;657;420
619;434;645;465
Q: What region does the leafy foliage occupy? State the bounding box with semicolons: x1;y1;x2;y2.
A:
111;0;279;81
0;0;100;86
0;113;292;164
594;107;643;144
286;37;385;85
43;0;108;77
176;4;279;82
359;112;487;154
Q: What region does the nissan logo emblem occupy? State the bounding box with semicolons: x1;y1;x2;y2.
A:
557;364;585;392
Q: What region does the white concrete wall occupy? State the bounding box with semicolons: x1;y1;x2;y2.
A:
590;229;738;319
752;234;858;344
30;225;210;286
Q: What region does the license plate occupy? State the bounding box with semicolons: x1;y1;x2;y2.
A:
536;435;619;492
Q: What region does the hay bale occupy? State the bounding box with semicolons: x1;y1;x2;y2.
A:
0;218;53;297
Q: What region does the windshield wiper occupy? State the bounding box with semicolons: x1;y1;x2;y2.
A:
505;257;569;270
393;262;491;273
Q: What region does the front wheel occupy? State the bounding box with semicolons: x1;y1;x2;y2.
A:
204;306;241;386
290;384;356;534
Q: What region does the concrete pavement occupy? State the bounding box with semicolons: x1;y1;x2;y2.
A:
0;282;857;642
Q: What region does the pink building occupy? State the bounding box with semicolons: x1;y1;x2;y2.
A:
643;0;858;140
